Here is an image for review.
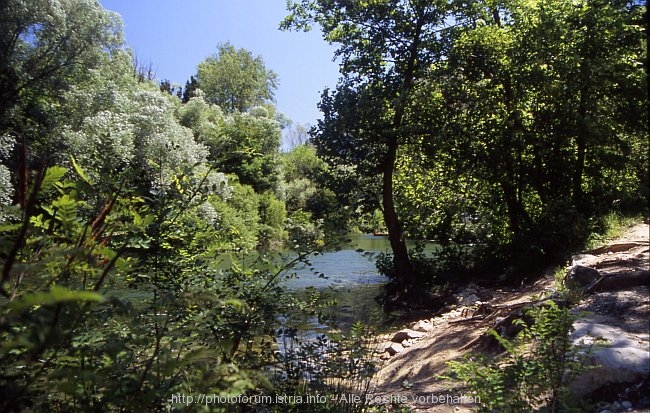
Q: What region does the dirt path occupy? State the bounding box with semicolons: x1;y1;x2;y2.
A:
367;223;649;412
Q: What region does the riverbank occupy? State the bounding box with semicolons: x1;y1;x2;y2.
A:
367;222;649;412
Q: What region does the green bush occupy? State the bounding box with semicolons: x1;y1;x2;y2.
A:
447;301;589;413
258;191;287;248
0;164;292;412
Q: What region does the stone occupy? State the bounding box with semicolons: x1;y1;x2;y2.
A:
458;293;480;306
570;317;650;397
621;401;633;409
454;283;484;306
566;265;600;288
411;319;434;332
391;329;425;343
384;342;404;356
571;253;599;266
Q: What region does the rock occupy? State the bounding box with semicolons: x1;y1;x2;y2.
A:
566;265;600;288
458;293;480;306
445;309;463;319
571;253;599;266
621;400;633;409
570;317;650;397
391;329;425;343
586;242;645;255
384;342;404;356
594;270;650;292
411;319;434;332
432;317;445;325
455;283;482;306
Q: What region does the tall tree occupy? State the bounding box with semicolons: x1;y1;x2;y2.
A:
178;96;282;193
196;42;278;113
182;75;199;103
0;0;123;130
415;0;647;265
0;0;124;206
283;0;454;288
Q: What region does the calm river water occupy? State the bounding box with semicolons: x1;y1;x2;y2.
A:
280;234;438;332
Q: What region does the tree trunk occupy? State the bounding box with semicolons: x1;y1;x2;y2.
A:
382;137;415;286
500;179;522;235
573;82;587;211
378;10;426;288
500;152;530;235
573;25;593;213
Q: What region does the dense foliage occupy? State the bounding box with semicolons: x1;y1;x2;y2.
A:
0;1;347;411
0;0;647;411
284;0;648;287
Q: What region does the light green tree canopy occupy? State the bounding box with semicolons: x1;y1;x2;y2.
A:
196;42;278;113
0;0;123;133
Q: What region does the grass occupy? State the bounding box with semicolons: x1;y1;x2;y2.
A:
584;213;643;250
551;213;644;302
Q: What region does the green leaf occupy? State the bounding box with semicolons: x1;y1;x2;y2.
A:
41;166;68;192
223;298;248;313
9;285;104;311
70;155;94;185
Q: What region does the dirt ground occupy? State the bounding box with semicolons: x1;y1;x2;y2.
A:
367;223;650;412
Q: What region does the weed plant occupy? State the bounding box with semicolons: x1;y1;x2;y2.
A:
447;300;592;413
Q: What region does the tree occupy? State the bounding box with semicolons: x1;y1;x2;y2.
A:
285;0;647;282
0;0;123;131
191;108;282;194
280;144;342;232
510;0;648;215
283;0;455;289
159;79;182;98
414;0;647;269
283;122;311;149
181;75;199;103
196;42;278;113
0;0;123;206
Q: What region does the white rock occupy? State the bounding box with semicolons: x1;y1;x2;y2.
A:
459;293;480;306
411;319;434;332
384;342;404;356
432;317;445;325
570;317;650;397
392;329;425;343
571;253;599;266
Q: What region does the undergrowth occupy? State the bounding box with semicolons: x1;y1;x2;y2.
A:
584;213;643;250
446;300;593;413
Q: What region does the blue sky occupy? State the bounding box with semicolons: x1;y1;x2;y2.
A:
99;0;341;128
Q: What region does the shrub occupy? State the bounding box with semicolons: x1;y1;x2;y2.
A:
0;163;285;411
275;321;382;413
447;301;589;412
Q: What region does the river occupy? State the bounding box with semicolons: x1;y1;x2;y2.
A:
280;234;438;333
